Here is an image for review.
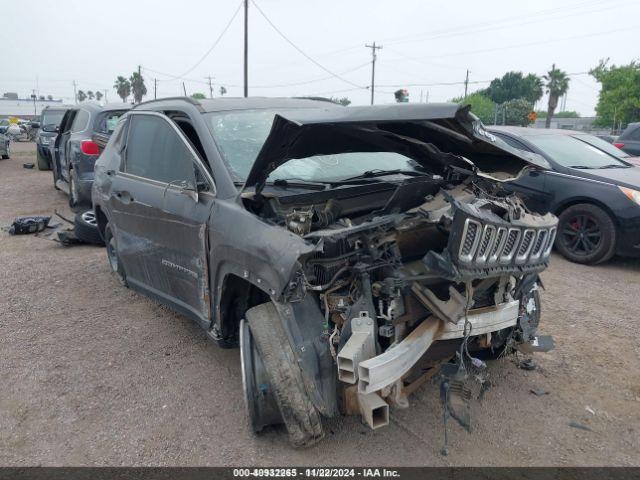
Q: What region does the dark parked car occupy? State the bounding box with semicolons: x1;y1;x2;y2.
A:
489;127;640;264
615;122;640;156
52;102;130;207
93;97;557;446
0;132;9;159
35;105;72;170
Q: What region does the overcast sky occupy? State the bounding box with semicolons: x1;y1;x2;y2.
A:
1;0;638;115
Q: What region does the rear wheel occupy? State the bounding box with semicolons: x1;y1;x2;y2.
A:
105;223;127;286
37;151;51;170
245;303;324;447
556;203;616;264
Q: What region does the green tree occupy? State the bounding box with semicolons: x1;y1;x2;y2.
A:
503;98;534;126
47;95;53;101
76;90;87;102
95;91;103;102
330;96;351;106
452;92;495;124
219;86;227;96
87;90;94;100
113;76;131;103
543;64;570;128
129;71;147;104
483;71;543;104
191;92;206;99
590;59;640;128
535;110;579;119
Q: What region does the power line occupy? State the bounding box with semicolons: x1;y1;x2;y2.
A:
147;1;243;81
250;0;365;90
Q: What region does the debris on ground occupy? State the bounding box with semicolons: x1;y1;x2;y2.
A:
7;215;51;235
530;388;549;396
518;358;537;371
23;162;35;169
568;421;592;431
586;406;596;415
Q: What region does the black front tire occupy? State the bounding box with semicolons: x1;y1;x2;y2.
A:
245;303;324;447
556;203;616;264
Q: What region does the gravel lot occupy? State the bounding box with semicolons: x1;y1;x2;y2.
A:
1;142;639;466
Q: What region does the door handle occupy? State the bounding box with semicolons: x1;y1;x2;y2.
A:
114;190;134;204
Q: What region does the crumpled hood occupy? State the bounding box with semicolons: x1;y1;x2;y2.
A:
243;102;550;192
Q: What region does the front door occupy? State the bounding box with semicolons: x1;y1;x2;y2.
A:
109;112;215;324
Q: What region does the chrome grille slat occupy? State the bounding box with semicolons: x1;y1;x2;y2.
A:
515;229;536;263
530;229;548;261
458;219;482;263
543;227;557;256
499;228;521;263
475;225;497;264
488;227;508;263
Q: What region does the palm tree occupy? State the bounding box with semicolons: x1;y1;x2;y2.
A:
129;71;147;103
114;76;131;103
543;64;570;128
95;91;103;102
77;90;87;102
87;90;94;100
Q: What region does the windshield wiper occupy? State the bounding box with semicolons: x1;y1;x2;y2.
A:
269;178;329;190
599;164;629;169
568;165;595;169
334;169;428;184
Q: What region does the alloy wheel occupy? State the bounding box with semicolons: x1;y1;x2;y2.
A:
560;214;602;257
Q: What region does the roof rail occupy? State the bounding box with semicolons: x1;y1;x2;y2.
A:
132;96;203;112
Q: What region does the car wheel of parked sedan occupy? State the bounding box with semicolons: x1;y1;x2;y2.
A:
556;203;616;264
69;169;79;208
104;223;127;286
240;318;283;434
74;210;105;246
245;302;324;447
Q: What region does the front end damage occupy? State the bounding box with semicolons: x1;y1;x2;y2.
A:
282;182;556;431
237;103;558;444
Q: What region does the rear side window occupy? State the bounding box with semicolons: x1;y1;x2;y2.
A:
627;125;640;141
124;115;195;184
71;110;90;132
95;110;127;135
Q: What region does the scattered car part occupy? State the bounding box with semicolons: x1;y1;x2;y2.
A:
23;163;34;169
8;216;51;235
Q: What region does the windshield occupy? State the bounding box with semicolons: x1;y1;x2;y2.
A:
205;109;421;183
42;110;65;127
526;134;628;169
573;134;630;158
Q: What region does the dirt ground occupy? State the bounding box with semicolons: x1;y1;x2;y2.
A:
1;142;639;466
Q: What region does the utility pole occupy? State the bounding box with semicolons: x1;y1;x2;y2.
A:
182;82;188;96
206;75;214;98
464;69;469;99
154;78;157;99
73;80;78;104
365;42;383;105
243;0;248;97
32;89;37;116
103;89;108;103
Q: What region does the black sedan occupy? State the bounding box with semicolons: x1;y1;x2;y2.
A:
489;126;640;264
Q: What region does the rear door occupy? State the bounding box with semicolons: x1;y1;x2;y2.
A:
109;111;215;323
61;109;91;181
53;109;76;175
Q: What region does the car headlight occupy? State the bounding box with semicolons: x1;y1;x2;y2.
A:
619;186;640;206
40;136;50;145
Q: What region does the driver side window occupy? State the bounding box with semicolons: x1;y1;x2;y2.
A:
125;114;196;184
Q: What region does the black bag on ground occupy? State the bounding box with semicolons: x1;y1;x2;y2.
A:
8;216;51;235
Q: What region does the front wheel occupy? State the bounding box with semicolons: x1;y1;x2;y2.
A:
556;203;616;264
245;303;324;447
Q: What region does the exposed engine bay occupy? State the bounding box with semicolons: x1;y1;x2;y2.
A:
244;163;557;433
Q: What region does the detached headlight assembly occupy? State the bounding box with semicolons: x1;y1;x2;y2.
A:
619;186;640;206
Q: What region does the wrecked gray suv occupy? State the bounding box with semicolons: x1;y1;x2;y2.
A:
92;97;557;447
